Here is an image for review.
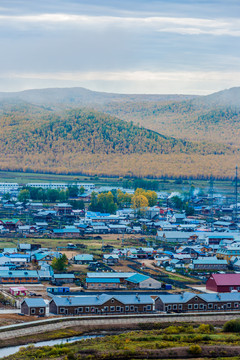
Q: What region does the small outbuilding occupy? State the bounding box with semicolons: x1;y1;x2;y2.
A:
9;286;27;296
21;298;47;316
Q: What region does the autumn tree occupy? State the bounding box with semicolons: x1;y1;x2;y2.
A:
52;254;68;272
132;194;148;216
18;189;30;203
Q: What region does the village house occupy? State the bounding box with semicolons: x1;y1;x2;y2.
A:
74;254;94;264
9;286;27;296
49;294;154;315
21;298;47;316
0;270;39;284
53;273;75;285
86;278;121;290
54;203;73;216
125;273;162;289
192;258;228;271
103;254;119;264
156;292;240;313
0;219;23;231
206;273;240;292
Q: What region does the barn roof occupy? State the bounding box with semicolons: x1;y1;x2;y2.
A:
208;273;240;286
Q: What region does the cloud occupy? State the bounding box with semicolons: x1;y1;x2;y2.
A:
2;70;240;95
0;13;240;37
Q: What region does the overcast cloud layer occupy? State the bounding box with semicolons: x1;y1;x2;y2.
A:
0;0;240;94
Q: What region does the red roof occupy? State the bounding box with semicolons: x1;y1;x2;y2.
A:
210;273;240;286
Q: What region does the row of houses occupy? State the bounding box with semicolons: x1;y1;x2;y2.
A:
20;290;240;316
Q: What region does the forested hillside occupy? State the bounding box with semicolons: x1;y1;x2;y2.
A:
0;86;239;178
97;98;240;146
0;104;236;178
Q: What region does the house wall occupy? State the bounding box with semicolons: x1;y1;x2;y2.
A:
158;296;240;313
86;282;120;290
50;298;153;315
21;302;46;316
139;278;162;290
0;277;39;284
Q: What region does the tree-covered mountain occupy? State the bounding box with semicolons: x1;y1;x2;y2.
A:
0;86;239;178
0;105;234;178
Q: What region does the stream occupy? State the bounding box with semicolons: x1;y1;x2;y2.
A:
0;334;101;358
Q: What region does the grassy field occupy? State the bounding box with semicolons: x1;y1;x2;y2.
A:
5;321;240;359
0;234;151;254
0;170;237;198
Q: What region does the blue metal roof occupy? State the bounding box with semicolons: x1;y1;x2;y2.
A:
126;274;149;284
54;274;75;279
193;259;228;265
158;292;195;304
75;254;93;261
0;270;39;278
53;229;80;234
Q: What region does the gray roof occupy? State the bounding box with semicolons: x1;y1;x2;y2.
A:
87;272;136;279
158;292;240;304
22;298;47;307
51;294;154;307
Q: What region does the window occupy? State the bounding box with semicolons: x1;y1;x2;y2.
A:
188;304;192;309
110;306;115;311
91;307;95;312
104;306;108;312
194;304;198;310
199;304;204;310
125;306;129;311
60;308;65;313
111;299;115;303
168;305;172;310
179;304;182;310
234;303;239;308
39;308;44;314
130;306;134;311
31;308;35;315
227;303;231;308
147;305;151;310
78;307;83;312
85;307;89;312
116;306;121;311
173;305;177;310
208;303;213;309
195;297;198;301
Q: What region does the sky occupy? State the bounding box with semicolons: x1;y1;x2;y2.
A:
0;0;240;94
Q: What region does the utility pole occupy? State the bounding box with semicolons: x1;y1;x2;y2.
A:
209;176;214;231
235;165;238;223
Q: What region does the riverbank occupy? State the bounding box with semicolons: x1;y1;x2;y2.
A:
3;321;240;360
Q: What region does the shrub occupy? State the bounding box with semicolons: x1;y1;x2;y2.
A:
223;319;240;332
164;325;180;334
188;344;202;355
198;323;213;333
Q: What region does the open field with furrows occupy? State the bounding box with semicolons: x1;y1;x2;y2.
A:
5;321;240;360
